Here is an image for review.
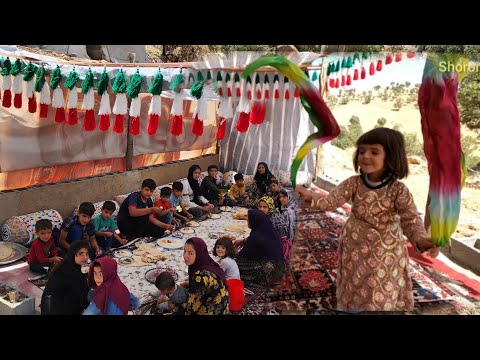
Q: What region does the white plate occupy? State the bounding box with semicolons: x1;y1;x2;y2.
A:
156;238;184;250
118;256;134;265
220;206;233;212
209;214;221;219
113;249;133;258
180;227;195;234
0;242;27;265
185;221;200;227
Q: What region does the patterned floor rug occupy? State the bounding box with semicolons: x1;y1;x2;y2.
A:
239;205;479;315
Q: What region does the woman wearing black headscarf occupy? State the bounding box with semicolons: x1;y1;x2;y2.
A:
247;162;276;208
181;165;214;219
183;237;230;315
233;209;285;286
41;240;90;315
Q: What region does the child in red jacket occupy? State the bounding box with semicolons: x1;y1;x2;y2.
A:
28;219;62;275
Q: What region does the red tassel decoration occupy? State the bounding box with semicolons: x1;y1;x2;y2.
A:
218;87;223;96
236;112;250;133
407;51;416;59
385;53;393;65
256;89;262;99
341;76;346;87
335;78;340;88
264;88;270;99
66;108;78;125
217;118;227;140
147;114;159;135
346;75;352;86
83;109;96;131
14;93;22;108
236;88;241;97
395;52;402;62
294;88;300;98
130;117;140;135
376;60;383;72
250;101;266;125
113;114;124;133
361;67;366;79
170;115;183;136
2;90;12;108
28;96;37;113
191;114;204;136
55;108;66;123
247;89;252;100
99;114;110;131
353;69;359;80
369;62;375;76
274;89;280;99
39;103;49;119
285;89;290;99
227;88;232;97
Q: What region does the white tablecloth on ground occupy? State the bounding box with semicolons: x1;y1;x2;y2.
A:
116;208;250;306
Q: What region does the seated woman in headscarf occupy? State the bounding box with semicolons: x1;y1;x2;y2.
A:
41;240;90;315
271;189;298;265
181;165;215;220
83;257;140;315
182;237;230;315
247;162;276;208
233;209;285;287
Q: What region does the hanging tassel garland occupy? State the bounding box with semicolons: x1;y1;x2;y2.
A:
147;70;163;135
216;97;233;140
226;72;232;97
81;69;96;131
385;53;393;65
263;74;270;99
273;74;280;99
50;65;65;123
1;58;12;108
11;59;25;109
112;69;128;133
246;76;252;100
170;92;184;136
35;66;50;119
236;96;251;133
376;59;383;72
234;73;241;98
369;62;375;76
23;63;37;113
127;69;143;136
97;68;111;131
361;67;366;79
64;68;80;125
216;71;223;97
284;76;290;99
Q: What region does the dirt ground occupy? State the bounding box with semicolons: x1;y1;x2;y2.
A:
324;93;480;238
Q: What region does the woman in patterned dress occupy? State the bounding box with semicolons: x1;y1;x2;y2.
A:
296;128;439;312
182;237;230;315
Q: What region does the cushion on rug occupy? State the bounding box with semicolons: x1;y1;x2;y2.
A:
2;209;63;245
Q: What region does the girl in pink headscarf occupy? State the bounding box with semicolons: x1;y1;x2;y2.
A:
83;257;139;315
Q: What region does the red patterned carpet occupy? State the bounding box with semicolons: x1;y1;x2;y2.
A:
239;205;480;315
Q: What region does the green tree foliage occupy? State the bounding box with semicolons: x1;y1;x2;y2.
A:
331;116;364;149
461;135;480;169
458;71;480;130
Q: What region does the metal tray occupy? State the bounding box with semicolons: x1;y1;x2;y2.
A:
0;242;27;266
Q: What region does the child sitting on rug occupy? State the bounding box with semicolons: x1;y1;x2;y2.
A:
228;173;250;207
150;187;177;232
93;201;127;252
212;236;240;280
153;271;189;314
83;257;139;315
170;181;194;224
28;219;62;275
295;127;439;313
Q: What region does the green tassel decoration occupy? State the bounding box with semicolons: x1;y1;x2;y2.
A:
197;71;204;82
225;72;231;83
312;71;318;81
341;58;346;68
273;74;279;83
34;66;46;92
254;73;260;84
10;59;25;76
1;57;12;76
97;68;110;96
353;52;360;63
206;70;212;81
362;52;369;60
147;70;163;96
112;69;127;93
234;73;240;83
127;69;143;98
22;63;38;81
169;72;184;93
49;65;62;89
284;76;289;83
216;71;222;82
335;60;340;72
264;74;269;84
81;69;95;94
64;68;80;90
346;56;353;68
190;77;205;99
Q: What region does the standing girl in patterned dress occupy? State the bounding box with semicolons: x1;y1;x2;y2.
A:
296;127;439;312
